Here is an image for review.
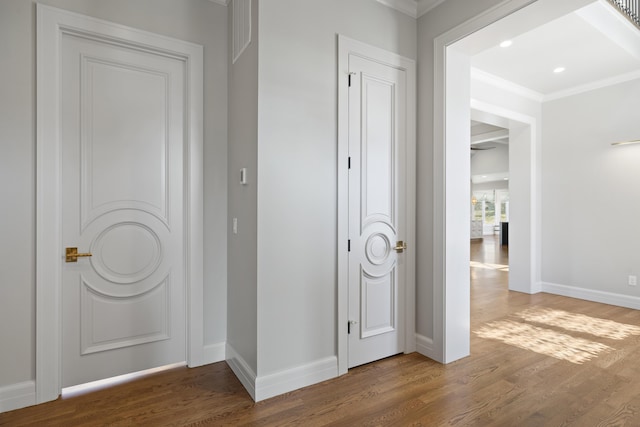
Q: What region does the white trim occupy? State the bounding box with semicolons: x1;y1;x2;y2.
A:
255;357;338;402
471;68;544;102
202;342;227;365
36;4;204;403
432;0;538;364
337;35;416;375
543;70;640;102
0;381;36;413
417;0;449;17
541;282;640;310
207;0;231;5
225;344;257;400
415;334;437;360
473;67;640;103
375;0;448;18
376;0;418;18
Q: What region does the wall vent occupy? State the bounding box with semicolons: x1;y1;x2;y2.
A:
232;0;251;63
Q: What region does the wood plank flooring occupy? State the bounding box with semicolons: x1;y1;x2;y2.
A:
4;236;640;425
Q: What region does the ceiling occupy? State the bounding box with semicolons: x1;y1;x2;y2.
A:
470;121;507;148
455;0;640;99
463;0;640;185
374;0;640;183
470;121;510;184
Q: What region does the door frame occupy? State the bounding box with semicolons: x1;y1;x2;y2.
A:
337;35;416;375
431;0;540;363
36;5;204;404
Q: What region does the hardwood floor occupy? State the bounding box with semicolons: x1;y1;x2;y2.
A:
4;236;640;426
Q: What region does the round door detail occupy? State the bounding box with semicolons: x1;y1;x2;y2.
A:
365;233;391;266
91;222;162;284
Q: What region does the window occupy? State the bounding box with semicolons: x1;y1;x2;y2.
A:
472;189;509;228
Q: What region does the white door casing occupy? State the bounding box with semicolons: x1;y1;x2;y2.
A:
431;0;539;364
36;5;204;402
337;36;416;374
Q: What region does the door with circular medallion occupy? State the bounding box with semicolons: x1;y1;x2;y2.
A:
60;25;187;388
347;53;408;368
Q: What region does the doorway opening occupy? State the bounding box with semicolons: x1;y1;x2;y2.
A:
437;0;625;361
469;114;511;309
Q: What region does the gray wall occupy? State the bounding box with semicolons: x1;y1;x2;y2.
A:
471;145;509;177
0;0;35;388
541;78;640;294
227;0;259;373
0;0;228;388
256;0;416;376
473;181;509;192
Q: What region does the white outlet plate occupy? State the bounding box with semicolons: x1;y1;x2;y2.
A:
629;275;637;286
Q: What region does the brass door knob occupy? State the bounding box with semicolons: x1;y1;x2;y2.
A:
394;241;407;253
65;247;92;263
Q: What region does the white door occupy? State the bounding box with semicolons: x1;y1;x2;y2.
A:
60;27;187;387
348;54;407;368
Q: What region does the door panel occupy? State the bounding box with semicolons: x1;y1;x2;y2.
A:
61;32;186;387
348;55;406;368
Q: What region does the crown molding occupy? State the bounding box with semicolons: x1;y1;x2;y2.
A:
376;0;418;18
376;0;449;18
214;0;447;15
472;67;640;104
471;68;544;102
417;0;448;17
543;69;640;102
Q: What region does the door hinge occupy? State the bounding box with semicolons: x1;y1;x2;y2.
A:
348;320;357;334
348;156;351;169
348;72;356;87
348;239;351;252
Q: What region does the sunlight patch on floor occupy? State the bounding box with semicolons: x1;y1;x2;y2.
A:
470;260;509;272
475;320;613;364
515;307;640;340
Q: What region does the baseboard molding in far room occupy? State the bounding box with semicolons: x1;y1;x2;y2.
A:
541;282;640;310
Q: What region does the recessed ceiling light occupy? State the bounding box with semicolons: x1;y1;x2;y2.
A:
504;177;509;180
499;40;513;48
553;67;565;73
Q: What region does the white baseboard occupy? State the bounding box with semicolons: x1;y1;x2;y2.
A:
225;344;257;400
541;282;640;310
0;381;36;413
415;333;439;362
531;281;542;294
255;356;337;402
225;346;339;402
202;341;226;365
